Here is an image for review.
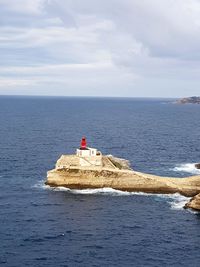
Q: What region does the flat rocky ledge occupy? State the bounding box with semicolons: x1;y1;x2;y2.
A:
46;154;200;211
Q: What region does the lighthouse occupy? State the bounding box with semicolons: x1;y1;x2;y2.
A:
76;137;102;166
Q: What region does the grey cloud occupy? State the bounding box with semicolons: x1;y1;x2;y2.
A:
0;0;200;97
49;0;200;61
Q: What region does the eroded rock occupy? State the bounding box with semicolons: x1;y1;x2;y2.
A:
185;193;200;211
45;154;200;197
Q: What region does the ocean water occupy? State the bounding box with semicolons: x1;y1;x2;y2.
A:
0;96;200;267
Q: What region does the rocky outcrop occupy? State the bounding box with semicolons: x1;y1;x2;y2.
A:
107;155;132;170
46;167;200;197
176;96;200;104
185;193;200;211
195;163;200;169
46;155;200;198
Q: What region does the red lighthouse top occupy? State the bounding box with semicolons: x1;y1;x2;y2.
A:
80;137;87;149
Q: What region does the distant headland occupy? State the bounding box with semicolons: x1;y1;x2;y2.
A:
45;137;200;211
176;96;200;104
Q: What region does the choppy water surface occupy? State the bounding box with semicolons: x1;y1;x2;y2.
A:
0;96;200;267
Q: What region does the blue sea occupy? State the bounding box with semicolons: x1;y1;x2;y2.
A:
0;96;200;267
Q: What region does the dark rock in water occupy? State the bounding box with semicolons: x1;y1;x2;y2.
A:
195;163;200;169
176;96;200;104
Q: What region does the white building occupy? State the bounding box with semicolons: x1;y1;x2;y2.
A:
76;147;102;167
76;147;98;157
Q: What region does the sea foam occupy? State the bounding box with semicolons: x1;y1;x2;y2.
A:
34;181;191;210
165;193;190;210
172;163;200;175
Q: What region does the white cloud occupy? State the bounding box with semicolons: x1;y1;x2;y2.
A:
0;77;36;87
0;62;139;96
0;0;45;14
1;0;200;96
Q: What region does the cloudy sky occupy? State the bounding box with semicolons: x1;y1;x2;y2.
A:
0;0;200;97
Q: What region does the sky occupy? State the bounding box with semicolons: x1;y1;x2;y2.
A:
0;0;200;97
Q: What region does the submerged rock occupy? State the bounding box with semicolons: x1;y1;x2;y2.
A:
184;193;200;211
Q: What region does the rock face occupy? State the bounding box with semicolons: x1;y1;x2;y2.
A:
195;163;200;169
46;154;200;198
176;96;200;104
185;193;200;211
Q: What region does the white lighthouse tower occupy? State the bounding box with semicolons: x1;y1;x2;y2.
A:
76;137;102;167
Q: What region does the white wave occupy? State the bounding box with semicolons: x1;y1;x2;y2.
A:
62;188;191;210
33;181;192;211
68;188;167;196
165;193;190;210
32;180;51;190
149;192;190;210
34;181;159;196
58;187;129;195
45;186;152;196
187;209;199;215
172;163;200;175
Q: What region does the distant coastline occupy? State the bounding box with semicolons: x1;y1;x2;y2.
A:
176;96;200;104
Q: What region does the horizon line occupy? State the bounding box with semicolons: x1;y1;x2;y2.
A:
0;94;186;99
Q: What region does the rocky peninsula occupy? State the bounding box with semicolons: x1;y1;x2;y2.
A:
176;96;200;104
46;146;200;212
46;154;200;197
45;138;200;211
